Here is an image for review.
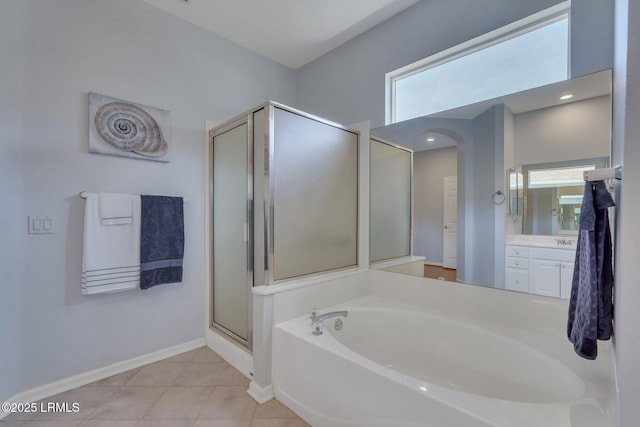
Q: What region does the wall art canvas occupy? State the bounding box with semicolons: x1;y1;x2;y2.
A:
89;92;171;162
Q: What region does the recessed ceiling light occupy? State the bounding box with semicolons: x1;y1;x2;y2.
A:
560;94;574;100
426;137;435;142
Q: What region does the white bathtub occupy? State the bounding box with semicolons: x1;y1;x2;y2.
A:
272;293;614;427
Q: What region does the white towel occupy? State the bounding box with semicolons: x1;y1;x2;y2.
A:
99;193;133;225
82;192;141;295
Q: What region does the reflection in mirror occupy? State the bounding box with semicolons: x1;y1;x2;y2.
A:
370;69;612;296
369;138;413;263
521;158;608;235
508;169;523;216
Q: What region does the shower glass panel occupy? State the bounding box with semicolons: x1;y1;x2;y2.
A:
370;138;412;262
212;122;251;343
272;107;358;281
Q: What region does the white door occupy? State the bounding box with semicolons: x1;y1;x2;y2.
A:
443;176;457;269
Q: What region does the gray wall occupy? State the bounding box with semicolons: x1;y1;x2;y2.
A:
571;0;614;78
1;0;295;401
612;1;640;426
471;106;505;288
413;147;457;264
295;0;613;129
514;95;611;166
0;1;25;403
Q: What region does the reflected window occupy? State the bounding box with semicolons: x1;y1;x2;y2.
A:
388;3;569;123
522;159;607;235
528;165;595;189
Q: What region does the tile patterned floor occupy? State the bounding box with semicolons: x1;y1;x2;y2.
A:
1;347;310;427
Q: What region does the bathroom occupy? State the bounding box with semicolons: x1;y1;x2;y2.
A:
1;0;639;426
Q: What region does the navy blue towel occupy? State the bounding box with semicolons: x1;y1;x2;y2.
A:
140;195;184;289
567;181;614;359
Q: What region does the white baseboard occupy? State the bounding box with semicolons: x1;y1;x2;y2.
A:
248;380;274;404
0;338;205;420
205;328;253;380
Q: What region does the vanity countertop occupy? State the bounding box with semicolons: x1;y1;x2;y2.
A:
505;234;578;250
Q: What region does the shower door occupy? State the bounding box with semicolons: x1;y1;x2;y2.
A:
211;119;252;347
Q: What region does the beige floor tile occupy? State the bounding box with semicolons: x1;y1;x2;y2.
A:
145;386;213;419
91;386;165;420
173;363;228;386
164;348;203;363
5;348;306;427
191;348;224;364
125;362;187;386
250;419;309;427
218;367;249;387
78;420;138;427
198;387;257;419
193;420;251;427
253;400;298;419
136;420;193;427
19;421;81;427
2;408;35;422
30;386;119;420
89;369;141;387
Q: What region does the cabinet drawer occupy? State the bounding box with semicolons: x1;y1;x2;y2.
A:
530;247;575;263
506;269;529;293
506;257;529;269
506;246;529;258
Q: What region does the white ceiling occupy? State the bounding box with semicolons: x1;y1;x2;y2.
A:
143;0;420;70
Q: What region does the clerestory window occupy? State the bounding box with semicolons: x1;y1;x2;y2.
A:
387;2;570;123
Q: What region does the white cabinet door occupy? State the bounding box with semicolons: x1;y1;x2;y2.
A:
531;260;561;297
560;262;574;299
506;268;529;293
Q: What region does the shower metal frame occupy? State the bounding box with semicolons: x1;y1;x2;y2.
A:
209;101;360;348
209;117;254;349
368;136;414;264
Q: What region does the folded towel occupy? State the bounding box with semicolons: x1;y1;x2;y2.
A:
140;195;184;289
82;193;141;294
99;193;133;225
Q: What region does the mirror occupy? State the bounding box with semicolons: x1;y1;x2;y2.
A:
508;169;523;216
370;69;612;292
369;137;413;263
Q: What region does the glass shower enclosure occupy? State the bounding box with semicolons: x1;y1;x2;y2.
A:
210;102;359;348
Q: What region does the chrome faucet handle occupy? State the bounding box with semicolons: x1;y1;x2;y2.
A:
311;307;322;335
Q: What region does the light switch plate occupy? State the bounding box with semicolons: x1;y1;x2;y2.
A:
28;216;54;234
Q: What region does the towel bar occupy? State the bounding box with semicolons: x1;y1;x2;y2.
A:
79;191;188;203
584;165;622;182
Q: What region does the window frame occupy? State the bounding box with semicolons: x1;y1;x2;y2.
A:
385;1;571;124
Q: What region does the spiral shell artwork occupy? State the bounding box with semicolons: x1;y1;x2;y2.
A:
89;92;171;162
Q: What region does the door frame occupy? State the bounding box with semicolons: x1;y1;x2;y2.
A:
209;117;254;350
443;175;457;269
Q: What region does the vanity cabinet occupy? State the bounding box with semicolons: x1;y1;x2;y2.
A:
505;246;529;293
505;245;575;299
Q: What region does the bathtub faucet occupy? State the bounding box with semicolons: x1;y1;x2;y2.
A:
310;309;348;336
